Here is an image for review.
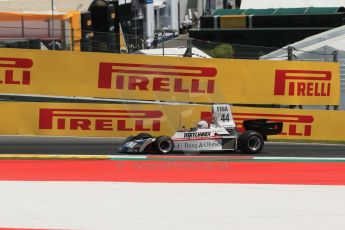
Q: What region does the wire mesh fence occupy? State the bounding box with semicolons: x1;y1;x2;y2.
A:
0;26;342;60
0;26;335;60
0;26;283;59
191;39;280;59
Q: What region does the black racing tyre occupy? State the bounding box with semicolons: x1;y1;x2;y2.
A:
154;136;174;154
119;135;136;152
122;135;135;144
238;131;264;154
135;133;153;139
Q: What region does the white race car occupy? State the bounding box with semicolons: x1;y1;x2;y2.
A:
119;104;283;154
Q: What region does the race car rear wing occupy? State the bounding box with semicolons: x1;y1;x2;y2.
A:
243;119;283;140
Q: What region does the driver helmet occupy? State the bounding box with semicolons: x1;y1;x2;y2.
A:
197;120;209;129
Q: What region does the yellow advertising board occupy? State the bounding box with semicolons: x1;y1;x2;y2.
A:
189;106;345;141
0;103;180;137
0;48;340;105
0;102;344;141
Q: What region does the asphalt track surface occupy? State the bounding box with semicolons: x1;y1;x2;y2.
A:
0;136;344;157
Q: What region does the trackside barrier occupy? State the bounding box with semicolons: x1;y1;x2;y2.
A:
197;106;345;141
0;102;344;141
0;48;340;106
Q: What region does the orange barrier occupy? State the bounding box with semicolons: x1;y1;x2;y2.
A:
0;48;340;105
0;12;81;51
0;102;344;141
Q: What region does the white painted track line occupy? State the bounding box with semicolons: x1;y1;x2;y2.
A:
0;182;344;230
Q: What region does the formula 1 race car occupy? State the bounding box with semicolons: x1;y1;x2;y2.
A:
119;104;283;154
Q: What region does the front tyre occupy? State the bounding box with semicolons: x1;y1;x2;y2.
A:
238;131;264;154
135;133;153;139
154;136;174;154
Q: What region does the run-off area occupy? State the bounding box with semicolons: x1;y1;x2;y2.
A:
0;182;345;230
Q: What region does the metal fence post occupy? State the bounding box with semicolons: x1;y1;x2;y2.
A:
71;28;74;51
333;50;339;110
162;40;165;56
51;0;55;50
287;46;293;60
183;39;192;57
287;46;296;108
333;50;338;62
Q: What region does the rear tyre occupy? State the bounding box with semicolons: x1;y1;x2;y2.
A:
238;131;264;154
154;136;174;154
